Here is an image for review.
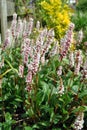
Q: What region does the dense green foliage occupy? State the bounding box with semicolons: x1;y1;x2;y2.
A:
0;32;87;129
76;0;87;12
72;11;87;31
0;0;87;129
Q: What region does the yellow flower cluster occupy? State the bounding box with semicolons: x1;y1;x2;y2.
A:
41;0;72;39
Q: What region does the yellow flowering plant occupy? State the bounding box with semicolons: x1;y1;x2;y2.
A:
41;0;72;39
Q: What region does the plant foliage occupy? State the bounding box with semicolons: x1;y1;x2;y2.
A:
0;12;87;130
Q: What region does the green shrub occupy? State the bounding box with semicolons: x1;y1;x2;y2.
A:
0;13;87;129
76;0;87;12
71;11;87;31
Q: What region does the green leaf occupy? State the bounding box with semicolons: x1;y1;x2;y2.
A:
52;128;61;130
72;85;79;93
0;123;2;127
26;107;34;117
24;126;32;130
72;106;87;113
53;114;62;125
0;97;2;101
79;90;87;98
62;58;69;65
36;90;45;106
15;98;22;102
38;121;48;127
40;81;48;92
63;124;67;129
62;109;68;114
32;124;39;129
5;112;12;122
40;104;50;113
50;109;54;122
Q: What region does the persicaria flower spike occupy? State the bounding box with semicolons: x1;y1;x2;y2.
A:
36;21;40;30
0;48;4;68
23;18;27;32
26;70;32;84
32;52;40;75
73;112;84;130
60;23;74;60
74;50;82;75
81;60;87;79
69;52;74;67
3;29;11;49
23;18;27;38
22;38;31;65
16;17;23;38
41;29;55;57
28;18;33;36
25;85;32;92
13;12;17;20
41;55;45;65
49;41;59;57
57;66;62;76
18;65;24;78
58;78;64;95
11;13;17;37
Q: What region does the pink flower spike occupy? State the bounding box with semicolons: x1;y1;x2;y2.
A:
18;65;24;78
57;66;62;76
13;12;17;20
25;85;32;92
3;29;11;49
36;21;40;30
26;71;32;84
73;112;84;130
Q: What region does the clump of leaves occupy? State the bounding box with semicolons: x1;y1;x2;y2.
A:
71;11;87;31
0;13;87;129
15;0;33;17
76;0;87;12
1;46;87;129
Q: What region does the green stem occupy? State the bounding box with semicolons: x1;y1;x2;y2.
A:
5;59;14;69
0;68;18;79
13;68;18;74
5;59;18;74
0;69;12;79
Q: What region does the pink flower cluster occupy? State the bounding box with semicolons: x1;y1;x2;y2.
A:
58;78;64;95
13;18;55;90
81;60;87;80
36;21;40;31
41;29;54;57
16;17;23;38
69;52;74;67
22;38;31;65
0;48;4;68
3;29;12;49
18;65;24;78
26;70;32;83
49;41;59;57
74;50;82;75
57;66;62;76
11;12;17;38
3;13;34;49
60;23;74;60
24;29;55;87
73;112;84;130
27;18;33;36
